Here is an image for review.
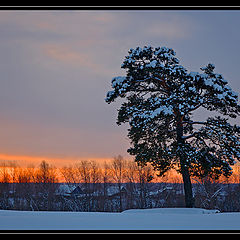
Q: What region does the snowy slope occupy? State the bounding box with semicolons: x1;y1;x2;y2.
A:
0;208;240;230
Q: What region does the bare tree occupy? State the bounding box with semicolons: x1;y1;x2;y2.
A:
111;155;127;212
124;160;139;209
100;161;112;211
193;176;224;210
136;164;154;209
34;161;58;210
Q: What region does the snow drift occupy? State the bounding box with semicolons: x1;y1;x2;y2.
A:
0;208;240;230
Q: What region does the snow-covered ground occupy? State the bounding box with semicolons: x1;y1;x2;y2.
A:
0;208;240;231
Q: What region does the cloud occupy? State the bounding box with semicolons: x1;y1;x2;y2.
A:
43;44;94;67
0;11;202;165
0;11;195;75
145;20;191;40
41;43;115;77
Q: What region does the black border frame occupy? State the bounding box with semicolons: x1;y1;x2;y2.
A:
0;4;240;234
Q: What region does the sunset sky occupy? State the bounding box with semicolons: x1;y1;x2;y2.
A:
0;9;240;167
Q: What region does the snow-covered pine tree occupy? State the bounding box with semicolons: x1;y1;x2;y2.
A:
105;46;240;208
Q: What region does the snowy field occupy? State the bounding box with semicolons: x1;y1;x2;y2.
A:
0;208;240;231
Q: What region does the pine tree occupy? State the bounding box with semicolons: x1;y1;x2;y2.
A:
105;46;240;208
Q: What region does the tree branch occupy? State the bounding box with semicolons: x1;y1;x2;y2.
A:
181;132;197;140
183;121;206;125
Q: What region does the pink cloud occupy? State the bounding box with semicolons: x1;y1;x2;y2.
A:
41;43;113;76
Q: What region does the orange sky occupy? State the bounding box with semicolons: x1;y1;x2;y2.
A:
0;152;240;184
0;153;114;168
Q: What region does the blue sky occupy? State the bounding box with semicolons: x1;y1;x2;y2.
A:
0;10;239;166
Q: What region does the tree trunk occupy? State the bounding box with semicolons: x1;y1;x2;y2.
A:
181;163;194;208
176;115;195;208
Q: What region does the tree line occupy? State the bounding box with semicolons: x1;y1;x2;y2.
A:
0;156;181;184
0;156;173;212
1;156;240;212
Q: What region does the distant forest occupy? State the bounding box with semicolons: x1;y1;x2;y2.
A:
1;156;240;212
